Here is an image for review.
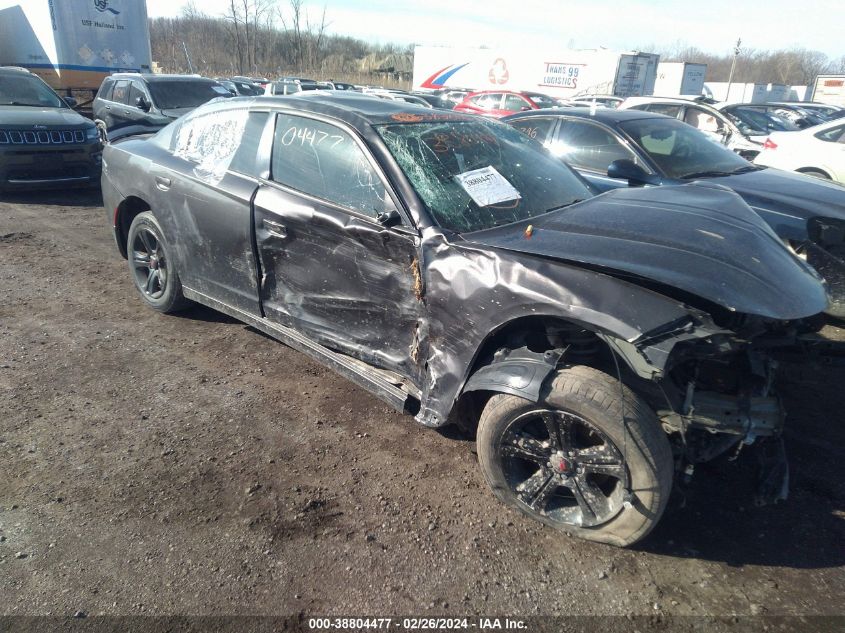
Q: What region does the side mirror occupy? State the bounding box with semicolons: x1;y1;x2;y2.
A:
135;96;151;112
376;208;402;227
607;159;654;186
520;105;532;111
63;96;78;108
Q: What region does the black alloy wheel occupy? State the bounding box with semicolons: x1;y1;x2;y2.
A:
499;408;629;528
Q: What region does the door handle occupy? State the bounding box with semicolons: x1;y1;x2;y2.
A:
263;218;287;238
154;176;171;191
104;105;111;110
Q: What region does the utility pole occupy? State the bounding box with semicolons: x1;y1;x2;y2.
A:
725;38;742;101
182;41;194;74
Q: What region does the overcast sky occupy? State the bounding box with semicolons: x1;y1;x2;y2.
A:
144;0;844;59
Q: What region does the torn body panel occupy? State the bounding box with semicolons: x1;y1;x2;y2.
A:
416;230;705;427
253;182;424;380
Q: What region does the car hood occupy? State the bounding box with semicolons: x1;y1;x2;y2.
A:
463;184;828;320
0;105;92;128
708;167;845;222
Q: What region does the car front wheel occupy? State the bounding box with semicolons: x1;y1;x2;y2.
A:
476;365;674;547
127;211;190;313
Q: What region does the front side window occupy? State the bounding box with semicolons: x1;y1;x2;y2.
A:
0;73;64;108
620;117;751;179
684;107;725;134
551;119;639;172
471;93;502;109
377;118;591;233
128;82;148;108
503;94;529;112
524;93;557;109
271;114;389;218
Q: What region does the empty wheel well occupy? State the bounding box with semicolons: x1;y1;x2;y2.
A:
796;167;832;179
452;316;616;436
115;196;151;258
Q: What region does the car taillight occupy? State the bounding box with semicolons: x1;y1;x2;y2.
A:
763;138;778;150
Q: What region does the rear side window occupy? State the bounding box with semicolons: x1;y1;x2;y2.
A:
230;111;269;174
815;124;845;143
270;113;389;218
98;79;114;101
510;117;556;144
552;119;639;172
171;107;251;183
111;80;130;104
642;103;682;118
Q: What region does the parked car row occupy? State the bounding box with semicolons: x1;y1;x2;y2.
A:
7;63;845;547
503;106;845;316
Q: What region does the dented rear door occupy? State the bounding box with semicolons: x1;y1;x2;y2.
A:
253;112;423;380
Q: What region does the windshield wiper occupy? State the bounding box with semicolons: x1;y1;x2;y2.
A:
727;165;762;175
7;101;48;107
678;170;735;180
544;199;585;213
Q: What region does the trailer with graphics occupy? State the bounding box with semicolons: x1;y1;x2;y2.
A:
413;46;660;99
812;75;845;107
0;0;151;110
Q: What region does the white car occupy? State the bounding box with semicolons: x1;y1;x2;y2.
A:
753;118;845;184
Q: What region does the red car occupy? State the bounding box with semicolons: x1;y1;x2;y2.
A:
453;90;557;118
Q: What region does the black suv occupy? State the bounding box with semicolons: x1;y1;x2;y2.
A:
93;74;232;141
0;67;101;192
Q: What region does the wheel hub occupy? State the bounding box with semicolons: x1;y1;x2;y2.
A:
549;451;572;475
149;256;159;270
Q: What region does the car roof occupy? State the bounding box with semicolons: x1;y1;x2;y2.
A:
107;73;219;83
244;92;477;128
0;66;35;76
467;89;532;96
503;106;668;125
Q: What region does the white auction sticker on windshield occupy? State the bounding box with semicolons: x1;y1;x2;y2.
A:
454;166;521;207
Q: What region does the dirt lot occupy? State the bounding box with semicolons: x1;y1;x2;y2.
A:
1;190;844;624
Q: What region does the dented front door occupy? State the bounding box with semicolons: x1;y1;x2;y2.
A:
253;112;423;380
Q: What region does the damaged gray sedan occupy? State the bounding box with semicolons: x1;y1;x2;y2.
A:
101;94;828;546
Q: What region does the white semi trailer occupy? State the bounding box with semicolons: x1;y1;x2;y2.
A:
653;61;707;96
812;75;845;107
413;46;659;99
0;0;151;97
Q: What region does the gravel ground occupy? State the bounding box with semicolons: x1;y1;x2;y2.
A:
1;190;843;624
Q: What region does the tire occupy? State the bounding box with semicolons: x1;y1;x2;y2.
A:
126;211;191;314
476;365;674;547
799;169;831;180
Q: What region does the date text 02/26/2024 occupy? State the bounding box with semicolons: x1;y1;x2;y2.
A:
308;618;527;630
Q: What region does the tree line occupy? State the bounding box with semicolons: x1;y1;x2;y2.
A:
149;0;413;84
648;41;845;86
150;2;844;88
